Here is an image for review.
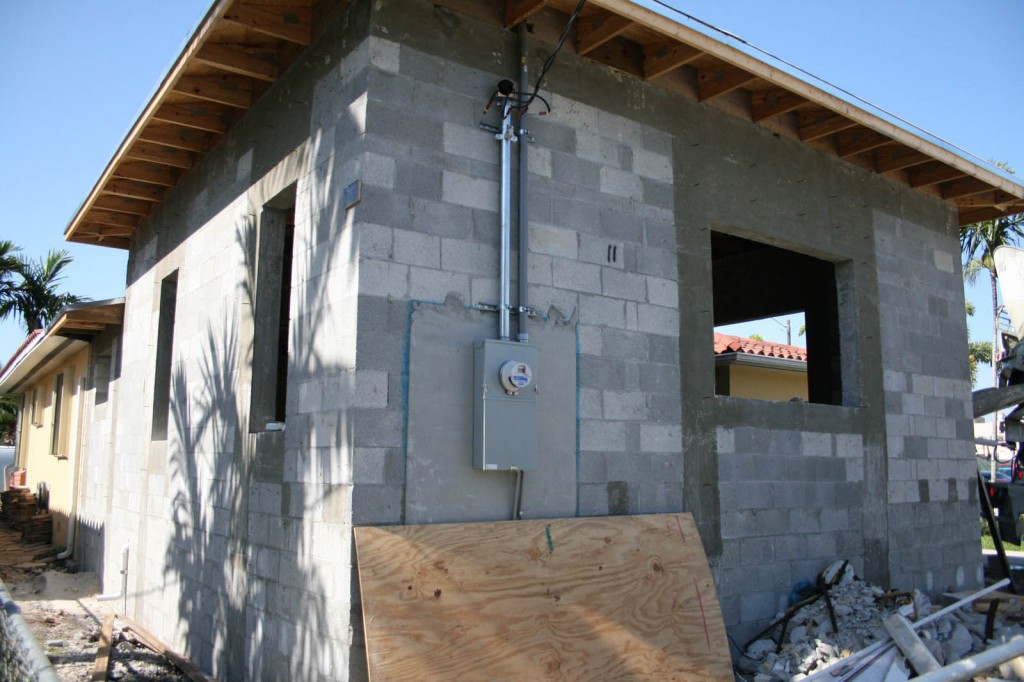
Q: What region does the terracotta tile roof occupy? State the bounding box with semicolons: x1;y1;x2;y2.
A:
713;333;807;362
0;330;43;379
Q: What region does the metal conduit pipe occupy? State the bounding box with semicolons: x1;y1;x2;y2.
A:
517;24;530;343
498;94;515;341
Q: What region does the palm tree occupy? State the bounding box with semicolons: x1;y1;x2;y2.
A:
0;240;21;308
961;164;1024;391
0;249;84;332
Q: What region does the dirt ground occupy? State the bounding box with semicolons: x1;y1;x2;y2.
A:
2;565;187;681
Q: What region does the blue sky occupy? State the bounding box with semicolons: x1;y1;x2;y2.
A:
1;1;1021;389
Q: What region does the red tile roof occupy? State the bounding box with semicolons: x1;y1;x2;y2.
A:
713;333;807;362
0;330;43;379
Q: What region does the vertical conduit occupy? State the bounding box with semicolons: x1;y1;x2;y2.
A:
517;24;530;343
498;95;515;341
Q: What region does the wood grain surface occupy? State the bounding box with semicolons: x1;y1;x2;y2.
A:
354;513;732;681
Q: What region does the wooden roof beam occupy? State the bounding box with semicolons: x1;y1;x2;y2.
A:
835;129;893;158
138;123;221;153
173;75;253;109
504;0;549;28
698;65;757;102
124;142;194;170
907;162;968;188
954;191;1024;210
77;223;133;239
152;103;228;134
91;195;153;216
82;210;141;230
577;11;632;56
942;176;996;200
798;110;858;142
222;4;312;45
750;89;807;122
643;41;701;80
195;43;279;82
874;146;931;173
960;206;1014;225
101;179;166;203
111;161;179;187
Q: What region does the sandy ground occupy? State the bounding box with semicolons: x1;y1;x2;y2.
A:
2;566;187;681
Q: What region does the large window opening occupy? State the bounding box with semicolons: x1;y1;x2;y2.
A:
250;191;296;431
152;271;178;441
711;231;845;406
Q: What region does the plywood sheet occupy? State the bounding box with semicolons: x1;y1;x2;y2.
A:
354;513;732;681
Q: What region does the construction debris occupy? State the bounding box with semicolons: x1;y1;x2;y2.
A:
738;562;1024;682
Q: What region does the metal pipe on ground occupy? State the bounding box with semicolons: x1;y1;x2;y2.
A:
911;636;1024;682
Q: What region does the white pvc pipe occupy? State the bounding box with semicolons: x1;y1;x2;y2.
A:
912;636;1024;682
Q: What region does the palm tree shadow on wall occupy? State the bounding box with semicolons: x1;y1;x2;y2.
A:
161;214;339;680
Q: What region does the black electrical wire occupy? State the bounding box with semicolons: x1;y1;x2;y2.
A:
516;0;586;113
645;0;1006;175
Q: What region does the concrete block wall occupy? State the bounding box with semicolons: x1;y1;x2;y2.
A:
76;328;121;577
715;419;865;640
355;3;683;525
875;212;981;591
102;7;372;681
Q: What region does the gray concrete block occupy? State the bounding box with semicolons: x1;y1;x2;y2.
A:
603;268;647;302
638;363;680;395
579;294;626;328
529;223;578;259
409;266;470;302
578;355;625;391
599;328;646;361
442;170;498;212
637;304;678;337
553;258;602;294
440;237;497;276
351;484;403;525
393;228;440;268
579;419;626;452
603;390;648;420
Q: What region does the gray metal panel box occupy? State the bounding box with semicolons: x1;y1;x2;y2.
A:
473;339;538;470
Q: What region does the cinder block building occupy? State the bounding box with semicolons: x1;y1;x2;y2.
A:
58;0;1024;678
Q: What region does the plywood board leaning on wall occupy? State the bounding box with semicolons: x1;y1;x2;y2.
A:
354;513;733;681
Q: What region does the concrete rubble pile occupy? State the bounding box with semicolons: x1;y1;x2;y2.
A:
738;561;1024;682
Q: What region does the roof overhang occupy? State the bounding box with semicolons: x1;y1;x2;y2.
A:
64;0;1024;249
715;352;807;374
0;299;125;394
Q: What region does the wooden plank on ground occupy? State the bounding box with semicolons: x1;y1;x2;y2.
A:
91;613;114;682
123;619;215;682
354;513;732;682
883;613;940;675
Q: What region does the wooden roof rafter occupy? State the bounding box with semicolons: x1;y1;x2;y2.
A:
65;0;323;249
65;0;1024;249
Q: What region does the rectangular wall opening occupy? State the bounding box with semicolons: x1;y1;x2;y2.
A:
151;271;178;441
250;189;296;431
711;231;845;406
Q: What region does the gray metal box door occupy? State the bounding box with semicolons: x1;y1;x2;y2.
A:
473;339;538;470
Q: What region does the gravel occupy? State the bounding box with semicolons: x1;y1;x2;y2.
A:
1;566;187;681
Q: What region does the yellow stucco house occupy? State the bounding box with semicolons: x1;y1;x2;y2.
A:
0;299;123;553
714;333;808;402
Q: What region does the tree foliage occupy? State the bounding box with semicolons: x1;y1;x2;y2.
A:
0;248;84;333
960;162;1024;389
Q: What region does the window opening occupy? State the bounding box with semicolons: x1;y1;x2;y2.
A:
152;271;178;440
250;196;295;431
711;231;843;405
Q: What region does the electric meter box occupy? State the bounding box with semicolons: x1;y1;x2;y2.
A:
473;339;538;471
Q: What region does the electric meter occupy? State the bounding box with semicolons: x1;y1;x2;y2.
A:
499;360;533;395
